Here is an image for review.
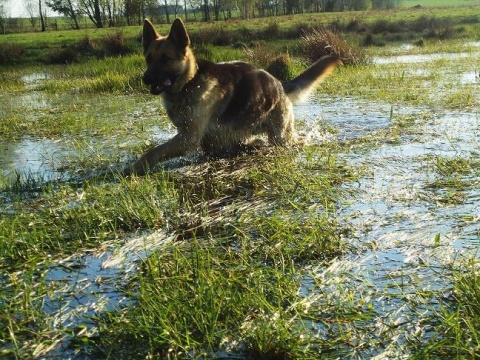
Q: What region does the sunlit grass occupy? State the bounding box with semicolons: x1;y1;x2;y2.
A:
1;6;479;358
414;259;480;359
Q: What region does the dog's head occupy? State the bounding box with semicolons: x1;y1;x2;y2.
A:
142;18;195;95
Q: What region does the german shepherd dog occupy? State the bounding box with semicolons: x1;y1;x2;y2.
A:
124;18;341;175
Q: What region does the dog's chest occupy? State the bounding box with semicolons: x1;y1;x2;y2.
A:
162;78;224;129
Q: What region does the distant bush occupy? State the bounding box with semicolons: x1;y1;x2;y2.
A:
245;44;277;69
48;45;80;64
237;26;256;42
261;22;280;40
193;26;234;46
371;19;405;34
47;31;135;64
99;31;133;56
301;27;368;66
0;43;25;65
345;19;367;33
76;36;96;55
266;54;294;81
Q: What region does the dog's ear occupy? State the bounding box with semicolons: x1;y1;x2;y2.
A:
143;19;159;54
168;18;190;49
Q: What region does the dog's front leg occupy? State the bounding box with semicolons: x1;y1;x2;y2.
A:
123;132;199;175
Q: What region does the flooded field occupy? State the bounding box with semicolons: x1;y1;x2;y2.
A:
1;44;479;358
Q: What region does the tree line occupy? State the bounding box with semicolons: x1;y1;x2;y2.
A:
0;0;402;33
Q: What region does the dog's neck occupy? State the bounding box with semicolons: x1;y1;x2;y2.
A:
168;49;198;95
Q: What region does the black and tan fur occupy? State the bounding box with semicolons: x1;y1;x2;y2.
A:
124;18;341;175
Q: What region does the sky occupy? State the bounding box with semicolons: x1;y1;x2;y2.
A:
8;1;26;17
7;1;58;18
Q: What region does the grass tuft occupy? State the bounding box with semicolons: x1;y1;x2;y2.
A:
300;27;369;66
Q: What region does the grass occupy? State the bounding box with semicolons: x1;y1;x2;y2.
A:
0;146;355;358
401;0;480;7
1;4;480;359
1;3;480;67
421;155;479;205
413;259;480;358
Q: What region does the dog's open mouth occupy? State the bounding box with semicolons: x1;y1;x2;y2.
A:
150;78;173;95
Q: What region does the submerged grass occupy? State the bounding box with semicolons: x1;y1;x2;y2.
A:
1;8;479;358
0;173;179;268
1;145;355;358
414;259;480;358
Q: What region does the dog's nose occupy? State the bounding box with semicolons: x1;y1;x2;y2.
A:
142;72;154;85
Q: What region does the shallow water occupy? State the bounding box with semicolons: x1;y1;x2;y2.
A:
0;138;70;181
42;230;175;357
329;110;479;356
38;103;478;358
2;56;479;357
372;51;471;64
295;97;394;140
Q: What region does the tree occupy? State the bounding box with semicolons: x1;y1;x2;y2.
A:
25;0;37;28
372;0;401;9
24;0;47;31
0;0;9;34
104;0;120;26
46;0;80;29
39;0;47;31
162;0;170;23
124;0;141;25
80;0;103;28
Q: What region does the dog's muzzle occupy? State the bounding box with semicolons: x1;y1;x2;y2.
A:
143;73;173;95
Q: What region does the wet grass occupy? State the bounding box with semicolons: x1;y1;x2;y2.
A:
414;259;480;359
1;146;356;358
1;8;480;359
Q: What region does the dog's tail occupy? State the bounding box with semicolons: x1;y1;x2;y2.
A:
282;55;342;103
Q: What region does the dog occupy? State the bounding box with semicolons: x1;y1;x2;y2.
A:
123;18;341;175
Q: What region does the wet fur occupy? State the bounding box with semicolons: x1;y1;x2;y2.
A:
124;18;341;175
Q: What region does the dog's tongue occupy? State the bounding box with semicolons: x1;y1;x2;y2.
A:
163;78;172;87
151;78;172;95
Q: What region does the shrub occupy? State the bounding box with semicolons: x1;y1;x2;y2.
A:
261;22;280;40
371;19;405;34
237;25;256;42
193;26;233;46
99;31;132;56
48;45;79;64
266;54;293;81
301;27;368;66
345;19;367;33
76;35;96;56
0;43;25;65
245;44;277;69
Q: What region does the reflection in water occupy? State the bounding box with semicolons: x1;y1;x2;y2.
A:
43;230;175;358
0;138;69;181
332;112;480;356
372;52;471;64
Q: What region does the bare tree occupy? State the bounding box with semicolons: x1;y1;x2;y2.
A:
46;0;80;29
80;0;103;28
39;0;46;31
24;0;47;30
25;0;37;28
124;0;141;25
0;0;10;34
372;0;402;9
162;0;170;23
104;0;119;26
